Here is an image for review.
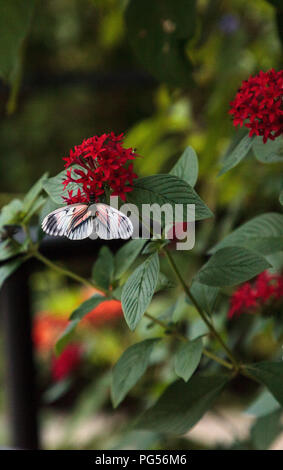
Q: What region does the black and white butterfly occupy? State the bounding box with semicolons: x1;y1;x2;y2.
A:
42;203;133;240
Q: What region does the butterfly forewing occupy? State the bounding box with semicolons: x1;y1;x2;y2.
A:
42;204;93;239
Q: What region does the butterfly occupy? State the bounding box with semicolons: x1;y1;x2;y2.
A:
42;203;133;240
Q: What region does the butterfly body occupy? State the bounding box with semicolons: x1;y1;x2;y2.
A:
42;203;133;240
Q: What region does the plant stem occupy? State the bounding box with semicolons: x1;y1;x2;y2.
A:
144;312;234;370
163;248;239;370
33;249;106;292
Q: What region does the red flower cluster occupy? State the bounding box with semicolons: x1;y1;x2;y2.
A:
62;132;138;204
229;69;283;143
51;344;82;381
228;271;283;319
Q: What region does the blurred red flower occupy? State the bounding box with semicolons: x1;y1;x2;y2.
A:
228;270;283;319
51;344;82;381
33;313;68;353
62;132;138;203
80;287;123;327
229;69;283;143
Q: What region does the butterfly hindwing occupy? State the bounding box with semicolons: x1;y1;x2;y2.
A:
94;203;133;240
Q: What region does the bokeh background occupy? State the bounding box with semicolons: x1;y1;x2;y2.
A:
0;0;282;449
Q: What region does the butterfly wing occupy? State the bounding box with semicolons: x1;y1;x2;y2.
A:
42;204;94;239
94;203;133;240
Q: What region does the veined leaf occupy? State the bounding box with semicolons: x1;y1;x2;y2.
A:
245;362;283;407
174;337;203;382
43;167;82;205
189;281;219;315
195;246;270;287
136;373;230;434
121;253;160;330
209;213;283;256
111;338;159;407
114;239;146;280
70;294;106;321
170;146;198;188
253;136;283;163
218;134;254;176
92;246;114;291
127;174;213;221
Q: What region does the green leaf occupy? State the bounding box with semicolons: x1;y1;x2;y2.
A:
121;253;160;330
22;173;49;213
57;297;110;355
195;246;270;287
42;168;82;205
209;213;283;256
279;190;283;206
0;199;23;228
43;377;72;404
253;136;283;163
127;174;213;221
142;239;170;255
55;320;79;356
0;0;35;82
111;338;159;408
0;240;25;262
245;362;283;407
22;196;46;223
218;134;254;176
174;337;203;382
189;281;219;315
136;373;230;434
251;410;282;450
114;239;146;280
69;294;106;321
92;246;114;291
125;0;196;87
0;258;23;288
245;389;281;417
155;271;176;293
170;146;199;188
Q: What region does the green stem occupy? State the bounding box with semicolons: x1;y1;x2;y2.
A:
163;248;239;370
144;312;234;370
33;249;106;293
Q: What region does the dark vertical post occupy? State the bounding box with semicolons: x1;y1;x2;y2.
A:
0;261;39;449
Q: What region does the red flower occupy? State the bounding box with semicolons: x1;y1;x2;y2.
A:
80;287;123;327
228;270;283;319
229;69;283;143
51;344;82;381
62;132;138;204
33;313;68;353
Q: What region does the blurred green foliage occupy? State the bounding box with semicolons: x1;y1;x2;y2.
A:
0;0;281;212
0;0;282;451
